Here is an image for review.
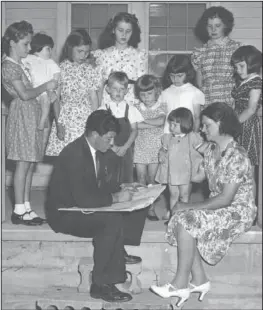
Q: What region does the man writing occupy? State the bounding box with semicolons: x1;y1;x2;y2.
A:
45;110;148;302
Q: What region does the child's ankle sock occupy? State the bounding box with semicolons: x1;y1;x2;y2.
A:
24;201;39;219
14;204;31;220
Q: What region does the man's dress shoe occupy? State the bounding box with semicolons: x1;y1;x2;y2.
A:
90;283;132;302
124;253;142;264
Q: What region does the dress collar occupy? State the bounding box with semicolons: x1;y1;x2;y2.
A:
139;101;160;111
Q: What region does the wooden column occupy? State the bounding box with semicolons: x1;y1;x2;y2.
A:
257;115;262;228
1;103;8;222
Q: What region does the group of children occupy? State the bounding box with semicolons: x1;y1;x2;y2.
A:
1;10;262;225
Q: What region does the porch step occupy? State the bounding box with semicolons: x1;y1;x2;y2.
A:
2;287;262;310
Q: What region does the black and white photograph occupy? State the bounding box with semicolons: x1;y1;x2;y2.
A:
1;1;262;309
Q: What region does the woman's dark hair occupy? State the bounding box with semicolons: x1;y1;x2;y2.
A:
201;102;241;138
98;12;141;49
167;107;194;134
1;20;33;57
85;110;120;136
134;74;162;101
30;33;54;54
59;29;92;63
162;54;195;89
194;6;234;43
231;45;262;75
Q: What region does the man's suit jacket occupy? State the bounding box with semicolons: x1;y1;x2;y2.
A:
46;135;115;232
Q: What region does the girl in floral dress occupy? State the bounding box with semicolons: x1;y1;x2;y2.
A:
133;75;166;219
150;102;257;308
1;21;57;225
191;6;242;108
46;30;102;156
231;45;262;195
94;12;148;106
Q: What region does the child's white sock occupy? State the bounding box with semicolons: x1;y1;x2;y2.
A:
14;204;31;220
24;201;38;219
14;203;26;215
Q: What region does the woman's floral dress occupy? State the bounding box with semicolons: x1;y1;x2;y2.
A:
191;37;242;108
166;141;257;265
232;75;262;165
93;46;148;106
2;57;43;162
46;60;102;156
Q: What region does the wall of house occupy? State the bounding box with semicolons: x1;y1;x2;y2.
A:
2;1;262;188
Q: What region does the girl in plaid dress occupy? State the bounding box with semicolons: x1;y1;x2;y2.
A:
191;6;242;108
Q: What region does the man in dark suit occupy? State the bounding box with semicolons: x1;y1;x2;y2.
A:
45;110;148;303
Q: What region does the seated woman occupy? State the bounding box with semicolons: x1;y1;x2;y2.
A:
150;102;257;307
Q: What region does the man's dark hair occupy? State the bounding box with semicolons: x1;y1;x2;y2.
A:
85;110;120;136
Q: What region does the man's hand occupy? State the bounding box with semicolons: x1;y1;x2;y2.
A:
112;190;133;203
120;182;147;192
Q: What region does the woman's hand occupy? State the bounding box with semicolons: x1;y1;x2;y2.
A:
56;123;65;141
159;149;167;163
115;145;128;157
46;79;58;92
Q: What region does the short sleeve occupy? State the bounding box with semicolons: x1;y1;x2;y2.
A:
191;48;203;71
137;49;148;77
221;149;250;184
128;105;144;124
2;61;23;82
194;89;205;106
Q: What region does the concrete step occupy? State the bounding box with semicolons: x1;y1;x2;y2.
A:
2;287;262;310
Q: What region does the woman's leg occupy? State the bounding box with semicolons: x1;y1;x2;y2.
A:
147;163;159;184
170;223;196;289
190;247;209;286
135;163;147;185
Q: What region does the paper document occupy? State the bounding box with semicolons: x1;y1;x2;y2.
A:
58;184;166;214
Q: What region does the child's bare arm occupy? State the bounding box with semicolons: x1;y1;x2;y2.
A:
143;114;166;126
238;89;261;123
115;123;138;157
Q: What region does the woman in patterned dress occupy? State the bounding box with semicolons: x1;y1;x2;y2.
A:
150;102;257;308
93;12;148;106
231;45;262;195
45;30;102;156
191;6;242;108
1;21;57;225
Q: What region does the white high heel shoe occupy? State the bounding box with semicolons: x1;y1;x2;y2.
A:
189;281;211;301
150;283;190;307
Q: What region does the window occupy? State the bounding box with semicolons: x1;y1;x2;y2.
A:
71;3;128;50
148;2;206;77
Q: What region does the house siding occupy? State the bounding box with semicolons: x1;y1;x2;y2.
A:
222;1;262;51
4;1;58;57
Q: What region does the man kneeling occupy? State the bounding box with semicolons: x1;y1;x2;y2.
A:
45;110;148;302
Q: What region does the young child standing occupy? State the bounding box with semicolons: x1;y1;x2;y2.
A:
1;21;57;225
231;45;262;194
99;71;144;185
155;108;204;221
134;75;166;182
22;33;60;130
160;54;205;133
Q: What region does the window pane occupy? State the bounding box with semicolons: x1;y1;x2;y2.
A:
90;5;108;28
71;3;128;49
149;2;206;52
188;3;206;27
71;4;90;28
149;36;167;50
169;3;187;27
149;3;168;27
